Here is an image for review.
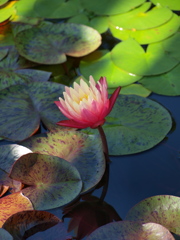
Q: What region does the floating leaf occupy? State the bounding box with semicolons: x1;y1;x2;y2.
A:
67;13;89;25
34;0;82;18
9;153;82;210
109;3;173;30
0;228;13;240
80;51;142;88
108;83;151;97
139;64;180;96
109;13;180;44
14;21;101;64
150;0;180;10
2;210;62;240
90;16;109;34
21;129;105;193
111;38;179;76
0;192;33;227
87;94;172;155
87;221;175;240
0;22;14;47
125;195;180;235
80;0;146;15
0;144;32;173
0;47;8;61
0;82;65;141
0;0;9;6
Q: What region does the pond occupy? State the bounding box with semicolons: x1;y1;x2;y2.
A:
0;0;180;239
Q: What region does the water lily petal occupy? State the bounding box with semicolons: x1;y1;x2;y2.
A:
57;119;89;129
108;86;121;114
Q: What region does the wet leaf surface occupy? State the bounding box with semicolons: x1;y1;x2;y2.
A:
9;153;83;210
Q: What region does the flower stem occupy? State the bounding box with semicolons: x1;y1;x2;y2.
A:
97;125;110;202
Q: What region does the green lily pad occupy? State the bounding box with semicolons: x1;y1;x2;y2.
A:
0;228;13;240
33;0;82;18
21;129;105;193
90;16;109;34
80;51;142;88
87;221;175;240
80;0;146;15
0;0;9;6
109;3;173;30
125;195;180;235
0;6;14;23
111;38;179;76
100;94;171;155
9;153;82;210
0;69;51;90
0;82;66;141
14;21;101;64
0;47;8;61
67;14;89;25
109;13;180;44
0;46;34;70
150;0;180;10
139;64;180;96
108;83;151;97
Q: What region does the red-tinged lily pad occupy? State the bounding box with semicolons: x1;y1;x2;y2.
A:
0;192;34;227
125;195;180;235
9;153;83;210
14;21;101;64
86;221;175;240
21;129;105;193
0;228;13;240
0;82;66;141
2;210;64;240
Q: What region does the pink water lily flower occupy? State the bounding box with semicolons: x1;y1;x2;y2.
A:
55;76;121;129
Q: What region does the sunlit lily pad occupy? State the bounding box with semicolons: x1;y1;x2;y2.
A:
108;83;151;97
139;64;180;96
67;14;89;25
0;82;66;141
150;0;180;10
111;38;179;76
2;210;62;240
9;153;82;210
0;144;32;173
90;94;172;155
125;195;180;235
0;228;13;240
90;16;109;34
0;192;33;227
80;51;142;87
109;13;180;44
87;221;174;240
80;0;146;15
109;3;173;30
0;5;14;23
0;0;9;6
14;21;101;64
21;129;105;193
